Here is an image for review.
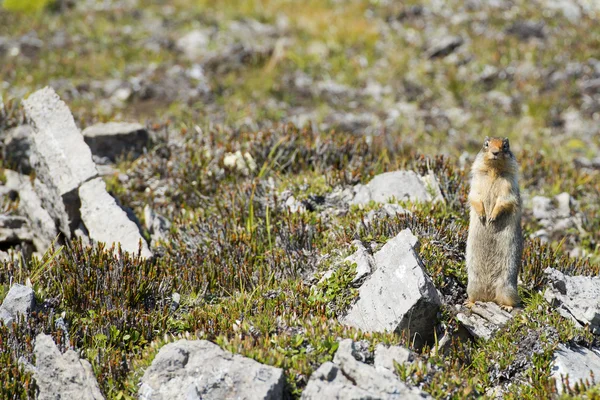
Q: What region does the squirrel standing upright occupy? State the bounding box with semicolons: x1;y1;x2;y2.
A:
466;136;522;311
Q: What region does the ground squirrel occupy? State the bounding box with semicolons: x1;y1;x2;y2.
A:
465;136;522;311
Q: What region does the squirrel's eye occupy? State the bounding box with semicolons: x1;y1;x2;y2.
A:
484;141;489;147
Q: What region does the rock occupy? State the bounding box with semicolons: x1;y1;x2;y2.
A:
79;178;152;259
0;215;33;244
33;333;105;400
3;170;59;253
340;229;441;346
2;125;33;174
0;284;34;325
82;122;149;162
531;193;580;243
139;339;285;400
426;36;463;59
456;302;515;341
143;205;171;246
284;195;307;214
374;344;414;371
351;171;442;206
176;29;210;60
302;339;430;400
344;240;375;285
544;268;600;334
22;87;98;237
362;203;410;227
551;344;600;394
505;21;545;40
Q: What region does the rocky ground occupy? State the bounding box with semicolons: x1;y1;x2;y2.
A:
1;0;600;399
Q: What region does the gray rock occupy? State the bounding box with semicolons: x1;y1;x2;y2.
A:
374;344;414;371
351;171;442;206
427;36;463;59
363;204;410;227
533;193;572;220
0;284;34;325
82;122;149;162
344;240;375;285
340;229;441;346
551;344;600;394
0;215;33;244
505;21;545;40
3;170;59;252
139;339;285;400
176;30;210;60
302;339;430;400
143;205;171;246
22;87;98;237
79;178;152;259
544;268;600;334
34;333;105;400
2;125;33;174
456;302;514;341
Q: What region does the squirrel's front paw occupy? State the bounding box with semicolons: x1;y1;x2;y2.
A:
478;214;486;224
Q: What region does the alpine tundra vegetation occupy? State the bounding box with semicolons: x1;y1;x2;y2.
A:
0;0;599;399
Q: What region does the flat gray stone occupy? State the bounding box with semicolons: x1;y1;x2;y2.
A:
340;229;441;346
79;178;151;259
302;339;430;400
351;171;441;206
34;333;105;400
456;302;514;341
544;268;600;334
139;339;285;400
551;344;600;394
23;87;98;236
82;122;149;162
0;284;34;325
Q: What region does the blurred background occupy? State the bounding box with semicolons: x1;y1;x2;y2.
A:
2;0;600;160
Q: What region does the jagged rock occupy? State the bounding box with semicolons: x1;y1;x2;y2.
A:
22;87;98;237
79;178;152;258
544;268;600;334
551;344;600;394
0;284;34;325
351;171;442;206
2;125;33;174
345;240;375;285
3;170;58;252
0;215;33;244
82;122;149;162
33;333;105;400
302;339;430;399
531;193;582;243
456;302;514;341
143;205;171;246
426;36;463;59
340;229;441;346
139;339;285;400
374;344;414;371
362;203;410;227
532;193;571;220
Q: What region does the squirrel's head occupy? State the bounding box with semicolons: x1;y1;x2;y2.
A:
482;136;512;162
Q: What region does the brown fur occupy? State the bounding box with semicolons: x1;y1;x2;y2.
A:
465;137;522;310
